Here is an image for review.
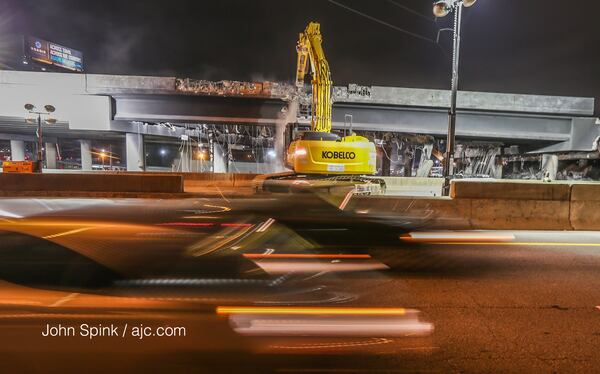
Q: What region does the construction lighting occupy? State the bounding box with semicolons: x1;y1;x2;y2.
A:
433;0;477;17
433;1;452;17
196;150;208;160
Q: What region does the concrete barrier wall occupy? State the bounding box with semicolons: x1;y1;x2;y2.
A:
151;172;257;188
349;196;472;230
115;172;258;191
0;173;183;193
448;180;572;230
468;199;571;230
349;195;571;230
451;180;571;201
570;184;600;230
0;171;257;196
354;180;600;231
380;177;444;197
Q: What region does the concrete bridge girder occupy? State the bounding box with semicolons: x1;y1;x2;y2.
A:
0;70;597;154
327;104;576;146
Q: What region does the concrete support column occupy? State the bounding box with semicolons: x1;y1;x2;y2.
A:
125;133;144;171
213;143;228;173
381;137;392;177
416;144;434;177
541;154;558;181
403;146;414;177
45;142;57;169
10;140;25;161
492;149;503;179
80;140;92;171
180;149;191;172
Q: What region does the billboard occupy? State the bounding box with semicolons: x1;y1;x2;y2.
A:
24;36;84;72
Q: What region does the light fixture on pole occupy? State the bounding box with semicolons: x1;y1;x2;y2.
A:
24;103;57;173
433;0;477;196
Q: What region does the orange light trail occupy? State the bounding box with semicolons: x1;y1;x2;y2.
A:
216;306;406;315
157;222;214;227
243;253;372;259
42;227;95;239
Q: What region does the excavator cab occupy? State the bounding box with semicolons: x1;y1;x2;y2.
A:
286;131;376;175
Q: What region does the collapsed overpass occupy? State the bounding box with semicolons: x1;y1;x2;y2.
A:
0;70;597;171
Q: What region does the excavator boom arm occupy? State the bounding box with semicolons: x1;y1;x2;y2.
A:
296;22;332;133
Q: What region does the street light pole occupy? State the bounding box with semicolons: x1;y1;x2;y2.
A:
434;0;476;195
35;113;43;172
442;3;463;195
25;103;56;173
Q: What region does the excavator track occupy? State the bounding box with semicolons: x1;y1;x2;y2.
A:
255;172;386;195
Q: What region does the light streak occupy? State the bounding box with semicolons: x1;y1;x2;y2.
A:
42;227;95;239
216;306;407;316
256;218;275;233
338;190;353;211
430;242;600;247
400;231;515;243
243;253;371;259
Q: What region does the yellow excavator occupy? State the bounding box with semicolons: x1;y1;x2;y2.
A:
285;22;377;175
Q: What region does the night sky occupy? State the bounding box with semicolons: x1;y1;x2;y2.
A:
2;0;600;114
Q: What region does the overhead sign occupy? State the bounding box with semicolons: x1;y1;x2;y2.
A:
25;36;84;72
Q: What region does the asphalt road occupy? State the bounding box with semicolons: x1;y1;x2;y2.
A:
360;233;600;373
0;197;598;373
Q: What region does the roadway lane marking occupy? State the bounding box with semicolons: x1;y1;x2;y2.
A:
49;293;79;307
42;227;94;239
429;242;600;247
